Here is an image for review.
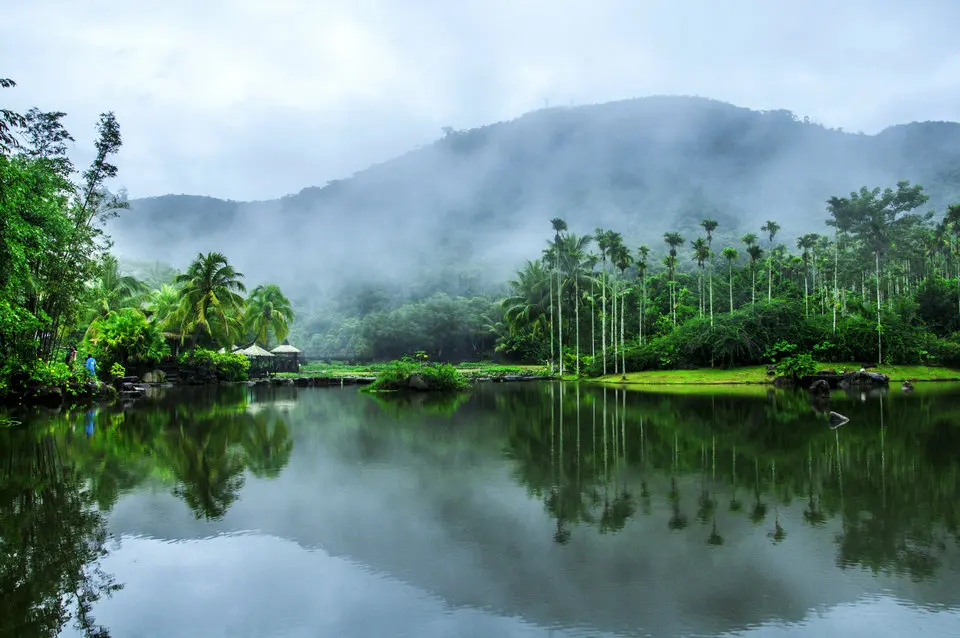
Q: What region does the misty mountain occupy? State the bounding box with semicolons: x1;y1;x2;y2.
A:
110;96;960;299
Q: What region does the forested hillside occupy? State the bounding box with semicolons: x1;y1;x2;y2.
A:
113;97;960;293
109;96;960;360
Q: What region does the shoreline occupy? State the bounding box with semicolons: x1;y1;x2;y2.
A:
592;364;960;386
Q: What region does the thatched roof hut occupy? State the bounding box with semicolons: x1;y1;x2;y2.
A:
271;344;301;355
237;343;275;358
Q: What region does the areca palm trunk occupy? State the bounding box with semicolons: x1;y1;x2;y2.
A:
557;253;563;376
612;276;618;375
833;231;839;335
591;278;596;363
601;266;607;375
575;277;580;375
708;260;714;326
620;284;626;374
876;250;882;365
728;261;734;313
549;282;555;372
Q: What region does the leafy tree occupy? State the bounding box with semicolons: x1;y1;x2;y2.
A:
244;284;295;347
173;252;246;348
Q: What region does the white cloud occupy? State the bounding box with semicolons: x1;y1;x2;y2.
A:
2;0;958;200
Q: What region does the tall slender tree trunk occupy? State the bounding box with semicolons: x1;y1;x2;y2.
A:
549;282;554;372
804;272;809;317
708;260;714;326
768;255;773;302
728;262;734;313
575;278;580;375
612;277;618;375
557;259;563;376
601;265;607;375
876;250;883;365
751;265;756;307
591;278;595;363
833;231;839;335
620;283;626;375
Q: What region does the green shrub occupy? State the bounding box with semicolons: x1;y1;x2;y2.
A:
179;348;250;382
364;355;469;392
110;362;126;378
85;308;170;371
774;353;819;379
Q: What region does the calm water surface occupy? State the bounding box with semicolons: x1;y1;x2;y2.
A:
2;382;960;637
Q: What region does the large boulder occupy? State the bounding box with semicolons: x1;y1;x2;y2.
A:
142;370;167;384
809;379;831;395
408;373;431;391
839;370;889;389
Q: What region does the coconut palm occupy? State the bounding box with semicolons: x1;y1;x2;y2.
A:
501;260;551;349
559;233;594;374
611;241;632;375
721;247;738;313
146;282;181;329
595;228;611;375
742;233;760;306
89;254;147;319
174;252;246;348
245;284;295;347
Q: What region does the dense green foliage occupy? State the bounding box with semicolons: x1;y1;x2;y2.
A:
364;354;470;392
0;81;293;402
178;348;250;382
497;183;960;375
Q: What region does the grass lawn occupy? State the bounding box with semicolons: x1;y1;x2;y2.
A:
277;361;549;379
595;363;960;385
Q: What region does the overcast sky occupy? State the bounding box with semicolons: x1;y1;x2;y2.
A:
3;0;959;201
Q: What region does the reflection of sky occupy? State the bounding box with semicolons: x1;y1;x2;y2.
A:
66;534;960;638
77;388;960;636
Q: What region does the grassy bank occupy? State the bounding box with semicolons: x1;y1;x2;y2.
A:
278;361;549;379
594;364;960;386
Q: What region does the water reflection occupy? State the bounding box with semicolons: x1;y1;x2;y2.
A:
1;382;959;637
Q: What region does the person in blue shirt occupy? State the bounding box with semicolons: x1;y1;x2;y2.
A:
85;354;97;379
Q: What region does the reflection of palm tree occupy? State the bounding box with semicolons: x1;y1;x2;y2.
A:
242;416;293;479
750;458;767;524
166;425;246;520
668;477;688;531
707;517;724;546
769;517;787;544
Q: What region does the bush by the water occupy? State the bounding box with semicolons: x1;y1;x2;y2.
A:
178;348;250;382
364;354;470;392
586;301;943;376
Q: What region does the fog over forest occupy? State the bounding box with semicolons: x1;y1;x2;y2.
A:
110;96;960;306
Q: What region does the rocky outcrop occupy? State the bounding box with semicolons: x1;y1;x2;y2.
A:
838;370;889;389
808;379;831;395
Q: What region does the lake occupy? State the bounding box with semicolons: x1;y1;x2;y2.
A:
2;382;959;637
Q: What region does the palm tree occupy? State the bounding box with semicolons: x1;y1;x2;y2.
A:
174;252;247;348
760;221;780;302
595;229;611;375
89;254;147;319
605;232;627;374
612;243;632;376
721;247;738;313
501;260;551;352
796;234;819;316
945;204;960;318
663;232;685;325
636;245;650;344
146;282;181;329
742;233;760;306
700;219;719;326
245;284;295;347
550;218;568;375
559;233;593;374
691;237;709;317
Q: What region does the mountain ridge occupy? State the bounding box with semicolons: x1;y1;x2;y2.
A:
110;95;960;298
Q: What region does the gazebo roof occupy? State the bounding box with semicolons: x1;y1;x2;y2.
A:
271;344;301;354
237;343;275;357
